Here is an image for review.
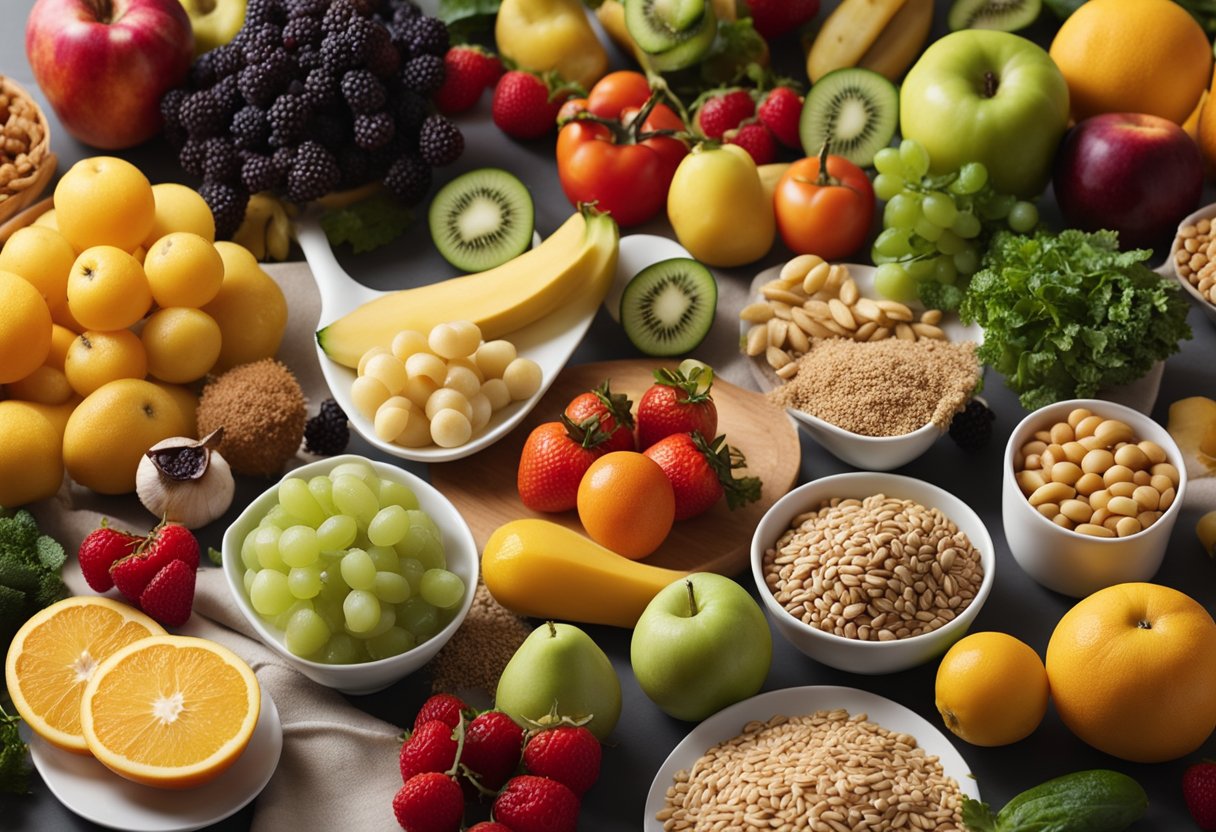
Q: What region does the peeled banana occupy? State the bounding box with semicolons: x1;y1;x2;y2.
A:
807;0;933;83
232;192;295;262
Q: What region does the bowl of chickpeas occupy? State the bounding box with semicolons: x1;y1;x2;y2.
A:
1002;400;1187;598
1164;203;1216;326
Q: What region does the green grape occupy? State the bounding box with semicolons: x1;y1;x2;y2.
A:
330;462;380;500
366;627;416;660
400;558;426;593
250;569;293;616
278;478;327;527
320;633;361;664
343;589;381;633
367;545;400;572
950;162;988;195
254;525;285;571
953;247;981;275
240;530;260;571
873;173;905;201
884;192;921;229
274;599;314;631
314;597;345;633
873;146;902;176
922;192;958;228
416;533;447;571
913;216;944;243
1008;201;1039;233
243;568;256;596
899;139;931;180
906;259;937;282
398;597;439;639
934;255;958;285
285;608;330;658
279;525;320;568
316;514;358;551
357;608;397;640
308;476;337;516
935;229;967;256
874;262;915;303
873;227;913;259
264;505;304;530
340;548;377;591
331;474;378;527
950;211;982;239
420;569;465;609
980;193;1015;221
374;571;411;604
379;479;419;511
368;505;409;547
288;565;324;599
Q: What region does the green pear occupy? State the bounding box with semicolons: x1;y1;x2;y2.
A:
495;621;622;741
178;0;248;56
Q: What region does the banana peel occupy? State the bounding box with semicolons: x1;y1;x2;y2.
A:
232;192;296;262
807;0;933;83
1166;396;1216;480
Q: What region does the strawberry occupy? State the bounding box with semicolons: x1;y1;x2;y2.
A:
564;381;635;453
393;772;464;832
745;0;820;40
461;710;524;791
693;88;755;140
725;120;778;166
400;720;460;783
517;415;612;513
644;432;762;520
522;726;601;797
492;775;580;832
635;365;718;450
1184;761;1216;831
468;824;514;832
138;558;196;628
492;71;574;140
434;45;502;114
413;693;469;732
757;86;803;148
109;522;199;603
77;521;141;592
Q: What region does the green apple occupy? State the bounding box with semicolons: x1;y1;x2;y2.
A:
178;0;246;56
495;621;621;741
899;30;1070;198
630;573;771;722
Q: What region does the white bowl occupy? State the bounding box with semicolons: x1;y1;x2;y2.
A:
1159;202;1216;327
1002;399;1187;598
750;472;995;674
221;454;478;695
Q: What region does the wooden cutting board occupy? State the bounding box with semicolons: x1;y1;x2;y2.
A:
431;359;801;577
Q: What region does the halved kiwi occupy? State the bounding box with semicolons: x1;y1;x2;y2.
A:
428;168;534;273
625;0;708;55
620;258;718;357
799;67;899;169
647;8;718;72
948;0;1041;32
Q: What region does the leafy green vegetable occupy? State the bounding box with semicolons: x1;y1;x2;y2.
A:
0;705;29;795
962;770;1148;832
319;194;414;255
959;229;1192;410
0;509;69;647
438;0;501;40
917;279;965;314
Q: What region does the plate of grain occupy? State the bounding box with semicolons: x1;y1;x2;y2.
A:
738;260;984;470
645;685;980;832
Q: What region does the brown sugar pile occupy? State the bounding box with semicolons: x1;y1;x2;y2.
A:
768;338;979;436
430;580;530;697
196;358;306;477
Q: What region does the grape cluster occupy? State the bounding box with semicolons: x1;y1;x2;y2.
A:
161;0;464;238
869;139;1039;303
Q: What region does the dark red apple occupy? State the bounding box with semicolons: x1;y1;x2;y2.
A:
1053;112;1204;249
26;0;194;150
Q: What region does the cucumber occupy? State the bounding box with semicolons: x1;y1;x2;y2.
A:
963;770;1148;832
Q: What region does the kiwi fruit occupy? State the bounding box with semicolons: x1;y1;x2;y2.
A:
799;67;899;169
948;0;1041;32
620;258;718;357
647;8;718;72
428;168;534;273
625;0;709;55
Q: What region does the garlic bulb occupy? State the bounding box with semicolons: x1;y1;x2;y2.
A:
136;430;235;529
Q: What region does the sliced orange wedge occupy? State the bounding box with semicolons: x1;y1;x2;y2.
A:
80;635;260;789
5;596;166;753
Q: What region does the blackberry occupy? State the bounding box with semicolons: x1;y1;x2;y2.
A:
210;43;245;80
189;50;219;88
345;16;379;62
160;88;189;150
310;112;352;149
341;69;386;114
273;145;296;173
949;399;996;452
354;112;395;150
241;152;284;193
268;93;311;146
244;27;286;65
213;75;243;115
304;67;339;108
322;0;359;34
202;137;241;183
404;15;448;58
238;56;291;107
288;0;329;18
391;3;420;28
231;105;270;150
199;179;250;239
417;114;463;167
178;139;209;178
180;90;228;138
320;31;356;74
286;141;340;202
304;399;350;456
401;54;444;96
297;47;322;71
383;153;431;205
244;0;282;27
282;15;320;50
364;25;400;78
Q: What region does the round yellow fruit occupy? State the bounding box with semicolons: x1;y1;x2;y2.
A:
0;270;52;384
33;208;59;232
7;365;73;405
46;323;78;371
66;246;152;331
63;378;187;494
202;242;288;373
144;182;215;247
144;232;224;309
50;298;85;332
1046;582;1216;762
150;380;199;438
0;226;77;309
54;157;156;252
935;631;1049;747
64;329;148;397
142;307;222;384
0;400;64;505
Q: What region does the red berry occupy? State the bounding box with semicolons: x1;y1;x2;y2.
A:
747;0;820;39
757;86;803;149
522;727;601;797
400;720;459;783
109;522;199;603
517;416;613;513
644;432;761;520
564;381;636;454
393;772;464;832
413;693;469;732
434;46;502;114
725;120;778;166
77;523;141;593
468;824;514;832
461;710;524;791
1184;761;1216;831
492;775;580;832
635;366;718;451
492;71;569;140
694;89;755;140
138;559;197;628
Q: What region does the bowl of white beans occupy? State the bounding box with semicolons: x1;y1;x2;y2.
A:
1002;400;1187;598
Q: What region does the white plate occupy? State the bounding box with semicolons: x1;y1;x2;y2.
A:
28;688;283;832
643;685;980;830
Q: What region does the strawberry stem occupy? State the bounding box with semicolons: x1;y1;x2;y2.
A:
691;432;762;510
592;379;636;431
559;413;613;450
652;366;714;403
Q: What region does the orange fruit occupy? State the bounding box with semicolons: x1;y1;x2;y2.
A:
0;269;52;384
0;225;77;309
66;246;152;331
0;400;64;506
934;631;1049;747
80;635;260;789
577;451;675;560
7;365;74;405
53;156;155;252
1049;0;1212;124
1046;582;1216;762
5;596;166;753
1197;66;1216;172
144;183;216;247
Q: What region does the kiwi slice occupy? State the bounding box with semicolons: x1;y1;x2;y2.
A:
648;8;718;72
620;258;718;357
948;0;1041;31
625;0;709;55
799;67;899;169
428;168;534;273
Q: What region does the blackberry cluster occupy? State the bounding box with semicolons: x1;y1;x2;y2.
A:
161;0;462;240
304;399;350;456
949;399;996;452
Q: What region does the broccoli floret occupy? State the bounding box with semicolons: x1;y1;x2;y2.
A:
0;511;40;564
0;511;69;642
34;570;68;611
35;535;65;572
0;560;40;594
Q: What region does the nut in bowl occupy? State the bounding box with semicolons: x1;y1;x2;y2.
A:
750;472;995;674
1163;202;1216;326
221;455;478;695
1002;400;1187;598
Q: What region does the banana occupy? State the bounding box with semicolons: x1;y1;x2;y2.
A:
807;0;927;83
317;208;620;369
231;192;295;262
857;0;934;82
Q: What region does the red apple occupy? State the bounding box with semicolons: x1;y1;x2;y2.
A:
1053;112;1204;249
26;0;194;150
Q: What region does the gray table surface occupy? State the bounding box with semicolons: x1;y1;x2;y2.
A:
4;1;1216;829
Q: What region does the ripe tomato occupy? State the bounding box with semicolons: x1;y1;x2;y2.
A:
774;146;875;260
586;71;651;118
